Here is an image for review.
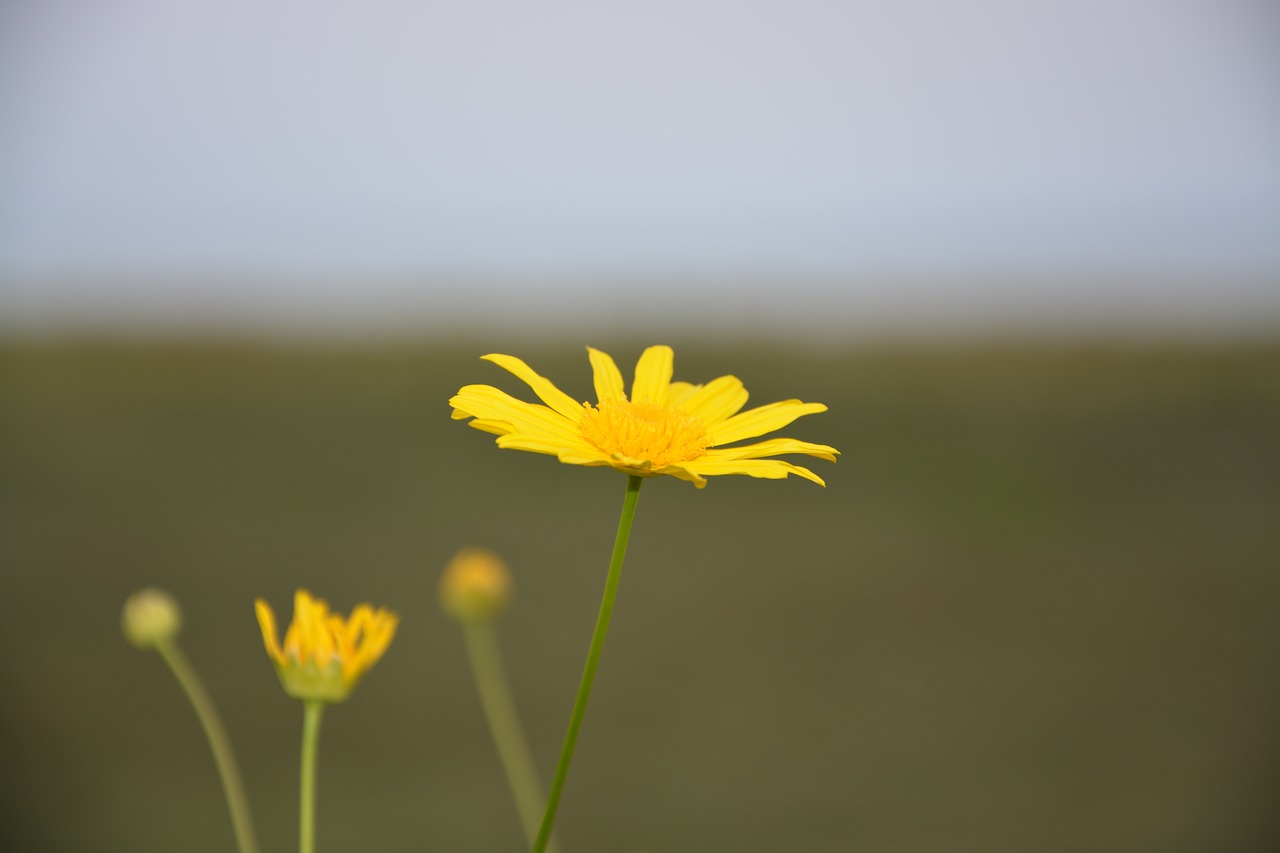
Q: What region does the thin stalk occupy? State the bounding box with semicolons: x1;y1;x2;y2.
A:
155;640;260;853
532;474;644;853
464;621;562;853
299;701;325;853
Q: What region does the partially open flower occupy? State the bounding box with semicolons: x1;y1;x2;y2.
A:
122;588;183;649
255;590;398;703
440;547;513;622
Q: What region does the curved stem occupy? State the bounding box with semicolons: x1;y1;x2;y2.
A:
532;474;644;853
464;621;561;853
156;640;260;853
299;701;325;853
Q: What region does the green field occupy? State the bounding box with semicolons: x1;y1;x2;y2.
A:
3;338;1279;853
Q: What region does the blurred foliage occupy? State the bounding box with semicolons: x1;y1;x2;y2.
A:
2;338;1279;853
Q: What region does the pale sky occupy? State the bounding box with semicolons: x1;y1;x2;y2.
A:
2;0;1278;330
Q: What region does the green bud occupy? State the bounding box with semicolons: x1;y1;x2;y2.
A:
122;588;182;648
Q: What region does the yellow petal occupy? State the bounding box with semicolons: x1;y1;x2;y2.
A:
347;605;375;642
466;418;516;437
555;451;620;467
655;463;709;489
329;613;355;667
702;438;840;462
495;433;604;459
353;613;398;674
255;599;284;665
681;457;828;486
667;381;701;408
451;385;581;439
587;347;626;403
708;400;828;446
679;375;749;426
345;607;396;680
295;590;334;668
481;354;583;421
630;345;673;406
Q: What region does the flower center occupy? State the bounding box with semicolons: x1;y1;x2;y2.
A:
579;399;708;469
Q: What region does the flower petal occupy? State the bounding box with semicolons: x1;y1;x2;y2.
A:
667;381;700;408
655;463;709;489
681;457;828;486
708;400;828;446
466;418;516;437
702;438;840;462
496;433;604;459
680;375;749;426
350;611;398;677
481;354;583;420
587;347;626;403
556;452;617;467
295;590;335;668
630;345;674;406
255;599;284;665
451;385;581;439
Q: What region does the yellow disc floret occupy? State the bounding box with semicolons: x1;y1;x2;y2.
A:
578;399;708;471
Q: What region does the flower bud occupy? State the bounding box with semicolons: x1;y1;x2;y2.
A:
122;588;182;648
439;547;512;622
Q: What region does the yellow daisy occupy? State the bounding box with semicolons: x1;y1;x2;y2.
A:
450;345;837;488
255;590;398;703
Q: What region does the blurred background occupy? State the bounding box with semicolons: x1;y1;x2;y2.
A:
2;1;1279;852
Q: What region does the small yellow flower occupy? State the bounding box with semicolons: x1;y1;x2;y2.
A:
450;345;838;488
440;547;513;622
255;590;398;703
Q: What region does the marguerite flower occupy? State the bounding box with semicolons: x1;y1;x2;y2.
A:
450;345;837;488
255;590;398;703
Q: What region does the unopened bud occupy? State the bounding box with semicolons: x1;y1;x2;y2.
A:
122;588;182;648
439;548;512;621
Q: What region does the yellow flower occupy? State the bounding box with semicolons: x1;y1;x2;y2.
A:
255;590;398;703
450;345;837;488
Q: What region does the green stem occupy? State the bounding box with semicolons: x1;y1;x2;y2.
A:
532;474;644;853
299;701;325;853
464;621;561;853
155;640;260;853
